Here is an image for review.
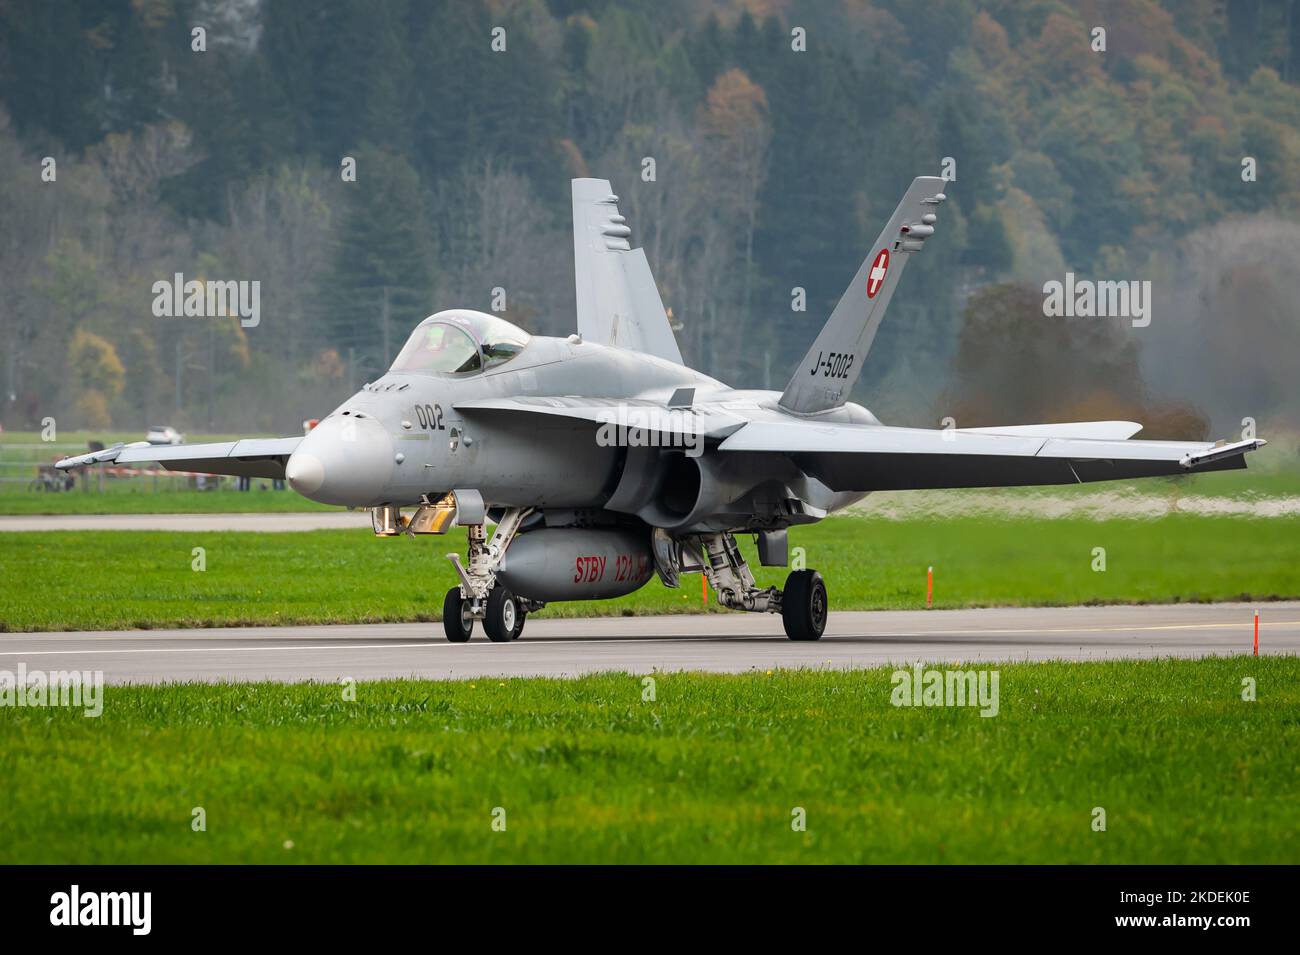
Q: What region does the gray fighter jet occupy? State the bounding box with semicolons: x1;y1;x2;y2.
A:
58;175;1265;642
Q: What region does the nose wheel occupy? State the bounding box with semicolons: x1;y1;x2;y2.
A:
442;587;474;642
442;585;527;642
483;586;526;642
441;505;536;642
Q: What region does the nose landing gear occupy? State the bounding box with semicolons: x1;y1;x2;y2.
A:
443;504;539;642
442;587;474;642
483;586;526;642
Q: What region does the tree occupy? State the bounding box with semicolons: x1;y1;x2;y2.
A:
317;146;434;381
68;327;124;428
944;282;1145;427
698;68;772;317
962;204;1014;274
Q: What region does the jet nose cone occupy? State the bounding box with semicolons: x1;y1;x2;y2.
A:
286;415;394;506
284;452;324;495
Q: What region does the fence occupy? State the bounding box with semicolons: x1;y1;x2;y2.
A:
0;443;233;493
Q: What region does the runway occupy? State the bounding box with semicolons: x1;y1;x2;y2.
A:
1;602;1293;684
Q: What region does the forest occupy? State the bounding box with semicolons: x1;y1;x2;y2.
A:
1;0;1298;437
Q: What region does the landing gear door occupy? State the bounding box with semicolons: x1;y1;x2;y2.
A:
450;488;486;526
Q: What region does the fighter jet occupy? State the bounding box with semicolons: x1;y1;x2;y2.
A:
58;175;1265;642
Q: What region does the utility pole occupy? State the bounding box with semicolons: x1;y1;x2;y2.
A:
4;346;15;406
381;286;390;366
207;317;215;431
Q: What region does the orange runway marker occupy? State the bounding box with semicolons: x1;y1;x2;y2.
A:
1254;609;1259;656
926;566;933;609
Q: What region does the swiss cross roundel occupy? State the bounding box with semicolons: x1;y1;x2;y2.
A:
866;248;890;298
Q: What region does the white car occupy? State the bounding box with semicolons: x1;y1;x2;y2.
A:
144;426;185;446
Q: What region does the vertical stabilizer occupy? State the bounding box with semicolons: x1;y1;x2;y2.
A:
780;176;947;414
572;178;683;364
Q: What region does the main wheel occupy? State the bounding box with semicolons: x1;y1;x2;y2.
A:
782;570;828;641
442;587;473;642
511;609;527;640
483;587;520;643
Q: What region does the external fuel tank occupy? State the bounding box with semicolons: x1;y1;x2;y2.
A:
496;527;655;602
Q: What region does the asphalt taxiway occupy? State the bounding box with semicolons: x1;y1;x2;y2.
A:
1;602;1292;684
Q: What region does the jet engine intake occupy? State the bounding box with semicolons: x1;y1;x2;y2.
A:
638;452;755;531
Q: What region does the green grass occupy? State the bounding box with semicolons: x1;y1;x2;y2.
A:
3;514;1297;631
0;486;337;514
0;430;269;446
1;659;1295;863
870;468;1300;503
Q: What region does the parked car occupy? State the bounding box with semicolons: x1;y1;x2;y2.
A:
145;426;185;445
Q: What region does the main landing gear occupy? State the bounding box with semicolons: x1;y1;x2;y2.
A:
692;532;828;641
780;569;828;641
439;512;826;643
443;506;539;642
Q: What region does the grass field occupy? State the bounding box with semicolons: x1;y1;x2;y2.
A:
0;486;337;514
3;513;1298;631
1;659;1294;863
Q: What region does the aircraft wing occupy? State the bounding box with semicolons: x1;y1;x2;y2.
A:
55;437;302;479
959;420;1144;440
454;396;746;441
717;421;1265;491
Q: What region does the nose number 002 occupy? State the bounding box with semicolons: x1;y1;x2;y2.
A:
415;403;445;430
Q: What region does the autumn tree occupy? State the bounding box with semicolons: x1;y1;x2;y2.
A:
67;328;125;428
698;68;772;318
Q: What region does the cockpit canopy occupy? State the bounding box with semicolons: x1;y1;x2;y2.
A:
390;310;530;375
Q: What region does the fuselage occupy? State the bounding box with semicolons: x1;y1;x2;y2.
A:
285;310;874;525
